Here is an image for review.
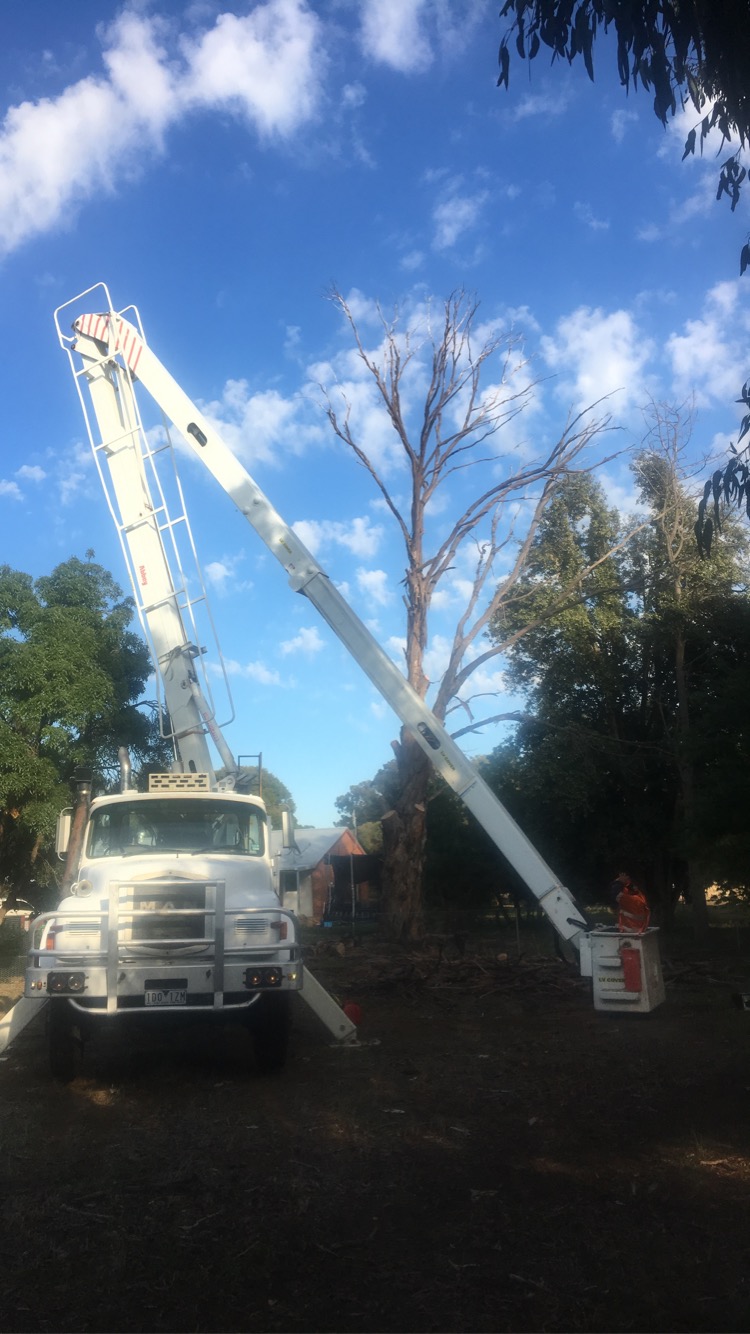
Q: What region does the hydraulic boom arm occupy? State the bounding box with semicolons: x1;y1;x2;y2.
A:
58;299;238;783
56;286;588;950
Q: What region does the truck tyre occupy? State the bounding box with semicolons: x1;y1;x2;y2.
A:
250;993;290;1074
47;1000;83;1082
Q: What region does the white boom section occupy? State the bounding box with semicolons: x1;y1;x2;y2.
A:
55;300;237;782
58;288;586;949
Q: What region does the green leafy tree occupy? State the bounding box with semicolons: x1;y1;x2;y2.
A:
334;766;396;854
633;404;750;925
487;472;640;895
0;555;171;905
334;766;397;829
216;765;295;830
487;422;750;928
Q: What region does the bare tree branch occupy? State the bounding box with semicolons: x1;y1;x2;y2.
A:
448;711;532;741
323;286;628;724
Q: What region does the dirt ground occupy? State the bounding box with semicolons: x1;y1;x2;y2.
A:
1;932;750;1334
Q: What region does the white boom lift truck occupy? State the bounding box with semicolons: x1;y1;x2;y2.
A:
25;284;664;1079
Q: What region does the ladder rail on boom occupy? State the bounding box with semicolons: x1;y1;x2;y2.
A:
58;291;234;772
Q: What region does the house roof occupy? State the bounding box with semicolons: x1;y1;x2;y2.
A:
269;827;363;871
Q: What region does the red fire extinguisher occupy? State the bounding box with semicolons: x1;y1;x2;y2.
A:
619;943;642;993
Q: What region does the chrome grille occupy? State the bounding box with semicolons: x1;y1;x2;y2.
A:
234;917;268;937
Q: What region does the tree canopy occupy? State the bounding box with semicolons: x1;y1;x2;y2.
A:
0;555;170;905
334;769;396;830
486;420;750;925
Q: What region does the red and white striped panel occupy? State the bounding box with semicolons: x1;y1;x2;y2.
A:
74;312;144;376
74;312;110;345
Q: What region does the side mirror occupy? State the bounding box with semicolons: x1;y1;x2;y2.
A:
56;809;73;859
281;807;296;850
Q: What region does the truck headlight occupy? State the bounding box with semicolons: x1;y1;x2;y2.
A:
48;971;86;994
243;967;283;989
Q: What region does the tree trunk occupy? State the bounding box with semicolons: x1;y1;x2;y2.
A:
673;628;709;938
380;730;431;941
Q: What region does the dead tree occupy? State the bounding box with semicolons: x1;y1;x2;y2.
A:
323;288;617;940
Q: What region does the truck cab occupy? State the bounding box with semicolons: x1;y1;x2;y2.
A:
26;775;301;1079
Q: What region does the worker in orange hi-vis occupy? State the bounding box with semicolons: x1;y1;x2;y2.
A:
610;870;651;933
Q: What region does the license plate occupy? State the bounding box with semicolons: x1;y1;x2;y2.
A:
144;987;187;1007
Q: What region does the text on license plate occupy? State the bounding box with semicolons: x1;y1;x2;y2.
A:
144;988;187;1007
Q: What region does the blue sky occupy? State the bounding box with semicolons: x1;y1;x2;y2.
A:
1;1;748;827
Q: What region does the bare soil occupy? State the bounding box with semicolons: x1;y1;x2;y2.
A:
1;932;750;1333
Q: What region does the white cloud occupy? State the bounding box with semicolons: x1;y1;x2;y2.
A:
359;0;484;73
308;359;406;474
706;429;737;467
0;479;22;500
574;201;609;232
611;109;638;143
52;440;95;508
423;633;451;683
341;83;366;110
0;1;324;256
457;660;507;698
204;551;253;596
16;464;47;482
244;660;282;685
360;0;432;74
284;325;302;355
224;657;282;685
328;286;380;328
597;469;640;517
657;96;722;166
666;279;750;408
636;222;662;243
280;625;325;655
540;306;653;413
431;575;475;611
386;634;407;663
59;470;89;506
205;560;233;590
182;0;323;137
292;515;383;558
653;96;750;228
356;567;393;606
510;90;570;122
432;189;488;251
203;380;324;466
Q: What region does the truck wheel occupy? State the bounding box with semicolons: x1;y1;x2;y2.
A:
47;1000;83;1082
250;993;290;1074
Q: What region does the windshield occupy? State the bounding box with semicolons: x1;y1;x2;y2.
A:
86;799;266;859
